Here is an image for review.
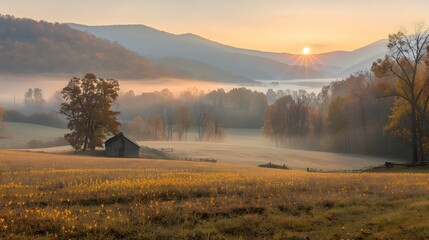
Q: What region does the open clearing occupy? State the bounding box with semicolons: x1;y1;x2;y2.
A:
0;150;428;239
138;139;397;170
8;125;402;170
0;122;68;148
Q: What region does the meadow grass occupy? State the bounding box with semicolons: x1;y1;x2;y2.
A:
6;122;395;170
0;150;428;239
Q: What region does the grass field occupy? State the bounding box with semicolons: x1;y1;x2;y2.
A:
0;122;68;148
0;150;428;239
9;125;400;170
139;139;398;170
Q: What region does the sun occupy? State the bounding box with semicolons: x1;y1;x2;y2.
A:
302;47;311;55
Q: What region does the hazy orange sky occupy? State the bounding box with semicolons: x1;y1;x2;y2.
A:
2;0;429;54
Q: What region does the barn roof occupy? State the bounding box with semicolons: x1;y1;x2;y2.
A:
105;132;140;147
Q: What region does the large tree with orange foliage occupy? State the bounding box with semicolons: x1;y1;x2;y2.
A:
60;73;120;151
371;24;429;163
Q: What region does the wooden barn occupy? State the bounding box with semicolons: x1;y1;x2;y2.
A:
104;132;140;158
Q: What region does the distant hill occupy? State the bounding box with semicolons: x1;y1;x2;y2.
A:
69;23;389;79
158;57;254;83
0;15;260;83
69;24;325;80
316;39;388;69
337;51;387;77
243;40;388;70
0;15;387;82
0;15;169;79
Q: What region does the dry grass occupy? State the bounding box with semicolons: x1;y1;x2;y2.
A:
138;139;397;170
0;150;428;239
5;124;397;170
0;122;68;148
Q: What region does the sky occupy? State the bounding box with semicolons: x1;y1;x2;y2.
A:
1;0;429;54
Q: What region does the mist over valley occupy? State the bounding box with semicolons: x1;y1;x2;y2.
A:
0;5;428;238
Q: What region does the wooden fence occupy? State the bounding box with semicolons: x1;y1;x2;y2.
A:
140;146;216;163
307;164;383;173
167;155;217;163
306;161;418;173
158;148;174;152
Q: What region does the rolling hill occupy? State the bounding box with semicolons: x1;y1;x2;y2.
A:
69;24;325;80
244;39;388;70
0;15;259;83
158;57;253;83
69;23;389;79
0;15;172;79
0;15;388;83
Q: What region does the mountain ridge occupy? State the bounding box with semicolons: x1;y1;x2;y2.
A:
69;23;389;79
0;16;170;79
69;23;326;80
0;16;258;83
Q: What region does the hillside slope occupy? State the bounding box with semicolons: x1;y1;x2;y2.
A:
69;24;388;78
158;57;253;83
0;15;167;78
69;24;324;80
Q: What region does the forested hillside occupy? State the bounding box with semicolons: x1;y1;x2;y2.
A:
69;24;326;80
0;15;167;78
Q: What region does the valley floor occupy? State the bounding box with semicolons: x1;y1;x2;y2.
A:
2;123;402;171
0;150;428;239
138;139;398;171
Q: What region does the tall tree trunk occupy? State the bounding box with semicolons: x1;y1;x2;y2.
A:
360;103;368;152
418;96;429;163
83;135;88;151
375;99;382;154
411;103;419;164
418;118;425;163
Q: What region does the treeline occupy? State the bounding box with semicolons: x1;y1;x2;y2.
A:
0;15;167;78
0;87;66;128
262;72;401;156
3;110;66;128
119;87;267;141
263;26;429;163
2;25;426;161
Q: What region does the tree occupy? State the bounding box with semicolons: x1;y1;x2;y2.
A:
60;73;120;151
383;69;429;159
24;88;46;107
212;120;225;142
193;103;210;141
328;96;350;152
0;106;4;130
192;103;224;141
262;93;311;147
24;88;33;106
175;106;192;140
143;114;165;140
371;24;429;163
47;90;63;109
33;88;46;106
266;89;277;104
227;87;253;111
198;113;224;142
262;95;294;147
160;104;176;141
290;93;311;140
127;116;145;139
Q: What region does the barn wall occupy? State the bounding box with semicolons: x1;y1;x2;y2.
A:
105;138;140;158
123;140;140;158
105;140;122;157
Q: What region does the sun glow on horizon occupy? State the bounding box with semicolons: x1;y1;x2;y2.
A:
302;47;311;55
